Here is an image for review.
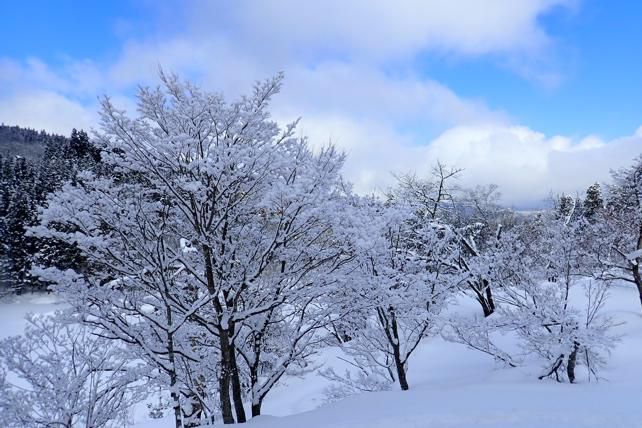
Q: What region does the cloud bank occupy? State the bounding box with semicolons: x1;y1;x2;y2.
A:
1;0;638;207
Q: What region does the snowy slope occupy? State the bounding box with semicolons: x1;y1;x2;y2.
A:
241;284;642;428
0;293;64;341
248;383;641;428
2;285;641;428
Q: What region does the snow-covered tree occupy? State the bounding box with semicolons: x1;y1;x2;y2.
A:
446;211;618;383
557;194;576;220
497;216;617;382
392;170;513;317
0;312;144;428
593;156;642;311
33;175;217;427
323;197;461;392
32;72;350;424
583;182;604;221
390;162;462;223
0;127;101;294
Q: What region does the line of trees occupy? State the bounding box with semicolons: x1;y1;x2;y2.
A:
0;127;100;294
0;74;639;426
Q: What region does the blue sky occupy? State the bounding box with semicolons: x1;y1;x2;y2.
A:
1;1;641;206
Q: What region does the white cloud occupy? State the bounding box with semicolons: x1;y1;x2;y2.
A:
295;114;419;193
0;90;95;135
300;120;642;207
274;63;507;128
102;0;573;90
184;0;572;61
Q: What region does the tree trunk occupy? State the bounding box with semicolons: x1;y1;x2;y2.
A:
477;295;492;317
171;389;183;428
633;225;642;312
393;350;409;391
390;317;409;391
484;281;496;314
249;358;261;417
168;366;182;428
218;331;236;424
631;266;642;312
567;342;579;383
251;400;262;418
166;311;183;428
377;307;410;391
202;244;235;424
471;279;495;317
229;343;247;423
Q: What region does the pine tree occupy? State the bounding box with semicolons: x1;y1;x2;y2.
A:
0;127;101;293
557;194;575;220
4;157;41;291
584;183;604;220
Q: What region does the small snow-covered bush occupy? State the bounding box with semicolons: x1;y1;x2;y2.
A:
0;312;145;428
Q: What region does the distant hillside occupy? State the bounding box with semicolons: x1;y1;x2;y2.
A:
0;124;68;159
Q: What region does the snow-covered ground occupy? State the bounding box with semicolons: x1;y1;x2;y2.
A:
0;292;65;338
2;284;641;428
